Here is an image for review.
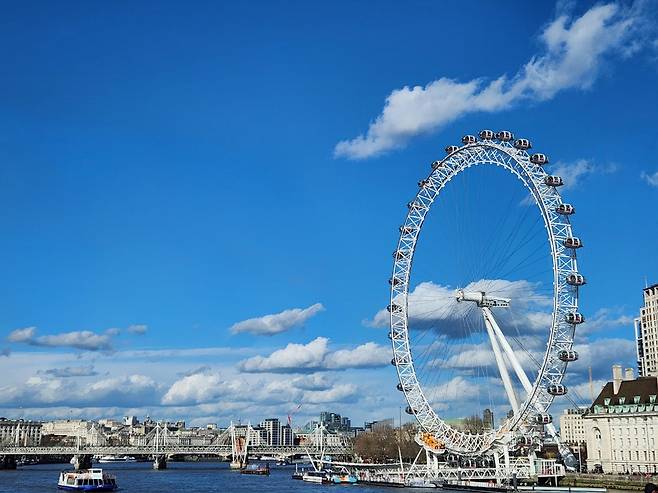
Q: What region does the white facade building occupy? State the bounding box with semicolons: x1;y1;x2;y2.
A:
635;283;658;377
585;365;658;473
559;408;587;444
0;418;42;446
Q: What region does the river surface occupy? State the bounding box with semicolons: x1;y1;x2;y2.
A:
0;462;636;493
0;461;426;493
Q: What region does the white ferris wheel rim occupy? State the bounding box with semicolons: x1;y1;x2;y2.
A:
389;134;582;456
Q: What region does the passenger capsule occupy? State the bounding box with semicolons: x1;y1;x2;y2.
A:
405;406;415;415
387;303;402;313
462;134;477;145
544;175;564;187
389;277;403;286
393;250;411;260
479;130;495;140
397;383;411;392
514;138;532;150
418;179;429;188
516;435;532;446
547;384;567;396
566;273;586;286
565;312;585;324
558;350;579;362
563;237;583;249
496;130;514;141
530;153;549;165
556;203;575;215
445;145;459;154
534;413;553;425
391;358;397;366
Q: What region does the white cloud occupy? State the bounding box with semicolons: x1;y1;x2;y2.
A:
229;303;325;336
40;365;99;378
335;3;648;159
239;337;389;373
368;279;552;338
303;384;358;404
7;327;113;351
161;372;224;406
127;324;148;335
0;374;160;408
641;170;658;187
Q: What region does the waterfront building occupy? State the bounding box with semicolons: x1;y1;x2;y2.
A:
364;418;394;431
483;409;494;430
635;283;658;377
281;424;293;446
0;418;42;446
259;418;280;446
584;364;658;473
559;408;587;444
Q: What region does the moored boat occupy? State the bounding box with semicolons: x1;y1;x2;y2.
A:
329;468;357;484
302;470;331;484
57;469;118;491
97;455;136;463
240;463;270;475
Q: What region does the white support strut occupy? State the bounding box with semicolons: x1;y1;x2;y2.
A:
481;307;519;415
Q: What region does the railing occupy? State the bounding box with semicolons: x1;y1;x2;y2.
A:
0;444;352;457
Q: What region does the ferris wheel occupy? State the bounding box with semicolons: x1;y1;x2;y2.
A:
388;130;584;459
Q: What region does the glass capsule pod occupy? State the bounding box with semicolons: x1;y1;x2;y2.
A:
558;350;579;362
566;273;586;286
405;406;415;415
534;413;553;424
479;129;495;140
387;303;402;313
514;138;532;150
496;130;514;141
544;175;564;187
461;134;477;145
547;384;568;396
556;203;575;215
389;277;402;286
418;179;429;188
563;237;583;249
445;145;459;154
397;383;411;392
530;153;549;165
565;312;585;324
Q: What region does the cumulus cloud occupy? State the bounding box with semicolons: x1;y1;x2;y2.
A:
239;337;389;373
229;303;325;336
291;373;333;391
0;374;160;408
335;3;651;158
369;279;552;339
127;324;148;335
641;170;658;187
7;327;113;351
162;372;224;406
40;365;99;378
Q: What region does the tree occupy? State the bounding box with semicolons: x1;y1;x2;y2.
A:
354;423;422;463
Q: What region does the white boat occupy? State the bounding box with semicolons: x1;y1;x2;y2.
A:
57;468;118;491
97;455;137;463
302;470;331;484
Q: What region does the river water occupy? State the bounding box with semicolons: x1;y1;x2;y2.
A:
0;461;424;493
0;462;637;493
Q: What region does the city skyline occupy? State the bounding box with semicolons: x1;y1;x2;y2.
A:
1;0;658;428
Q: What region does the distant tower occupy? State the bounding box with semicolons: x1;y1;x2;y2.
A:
635;283;658;377
482;408;494;429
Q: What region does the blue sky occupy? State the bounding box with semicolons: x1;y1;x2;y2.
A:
1;0;657;428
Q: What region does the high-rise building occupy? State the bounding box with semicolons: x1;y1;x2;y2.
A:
260;418;280;446
559;408;587;444
635;283;658;377
280;424;293;445
483;409;494;430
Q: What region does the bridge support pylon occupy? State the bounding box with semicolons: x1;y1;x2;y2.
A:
0;455;17;470
153;455;167;470
72;455;93;470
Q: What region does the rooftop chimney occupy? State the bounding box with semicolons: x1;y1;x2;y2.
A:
624;368;634;381
612;364;623;394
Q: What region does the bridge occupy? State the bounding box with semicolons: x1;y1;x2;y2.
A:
0;422;353;469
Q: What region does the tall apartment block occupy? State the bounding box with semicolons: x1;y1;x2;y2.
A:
635;283;658;377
